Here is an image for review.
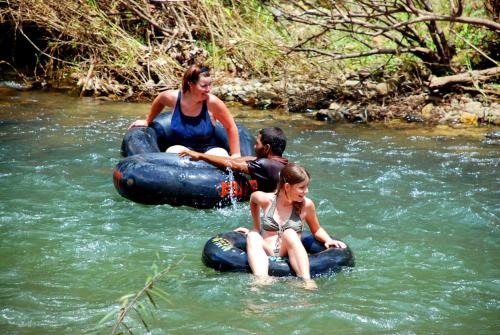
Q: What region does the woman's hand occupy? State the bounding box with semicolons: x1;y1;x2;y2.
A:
234;227;250;235
324;239;347;249
128;119;148;129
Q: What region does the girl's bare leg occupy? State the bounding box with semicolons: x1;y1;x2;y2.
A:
166;145;190;153
281;229;317;289
246;232;269;278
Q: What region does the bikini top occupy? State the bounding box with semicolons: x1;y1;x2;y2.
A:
261;196;304;233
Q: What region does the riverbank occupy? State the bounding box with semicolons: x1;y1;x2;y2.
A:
211;75;500;127
2;75;500;136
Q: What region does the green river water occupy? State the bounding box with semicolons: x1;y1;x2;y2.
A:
0;88;498;334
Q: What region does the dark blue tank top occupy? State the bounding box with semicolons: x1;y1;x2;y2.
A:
170;91;218;152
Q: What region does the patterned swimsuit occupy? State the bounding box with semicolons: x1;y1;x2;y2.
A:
261;196;303;255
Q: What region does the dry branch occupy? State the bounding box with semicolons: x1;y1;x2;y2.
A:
290;46;434;60
429;66;500;88
270;0;500;75
389;14;500;32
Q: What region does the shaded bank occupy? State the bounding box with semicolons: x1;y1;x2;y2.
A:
1;75;500;130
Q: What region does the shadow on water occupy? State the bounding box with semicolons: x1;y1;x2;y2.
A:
0;88;498;334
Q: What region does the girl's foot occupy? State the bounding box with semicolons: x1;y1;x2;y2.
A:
252;275;274;287
303;278;318;290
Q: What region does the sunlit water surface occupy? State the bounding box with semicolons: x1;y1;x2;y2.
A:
0;88;498;334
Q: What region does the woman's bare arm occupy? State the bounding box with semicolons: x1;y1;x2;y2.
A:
208;95;240;157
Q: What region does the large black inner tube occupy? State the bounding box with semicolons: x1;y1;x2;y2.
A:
113;152;255;207
113;112;257;208
202;231;355;278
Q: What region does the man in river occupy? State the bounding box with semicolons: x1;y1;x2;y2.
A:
178;127;288;192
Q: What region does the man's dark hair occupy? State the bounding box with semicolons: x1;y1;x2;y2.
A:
259;127;287;156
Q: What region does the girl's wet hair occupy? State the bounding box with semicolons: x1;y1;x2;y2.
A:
276;163;310;212
182;64;211;93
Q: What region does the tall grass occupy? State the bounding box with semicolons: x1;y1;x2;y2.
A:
0;1;269;97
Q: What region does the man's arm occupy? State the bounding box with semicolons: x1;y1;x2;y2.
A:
178;150;254;174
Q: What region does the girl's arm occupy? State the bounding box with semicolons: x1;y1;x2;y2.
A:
208;95;241;157
250;191;264;232
234;191;270;234
146;90;176;124
235;191;269;234
250;191;274;232
304;199;346;249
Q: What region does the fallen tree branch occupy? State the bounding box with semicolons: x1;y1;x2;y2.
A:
118;0;170;36
106;257;183;335
289;46;433;59
429;66;500;88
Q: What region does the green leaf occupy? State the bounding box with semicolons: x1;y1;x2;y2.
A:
98;309;118;325
132;307;150;332
122;322;134;335
147;287;172;305
145;290;158;309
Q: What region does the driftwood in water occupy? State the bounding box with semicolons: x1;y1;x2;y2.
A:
429;67;500;88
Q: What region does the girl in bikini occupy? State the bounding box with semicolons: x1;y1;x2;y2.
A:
235;163;346;289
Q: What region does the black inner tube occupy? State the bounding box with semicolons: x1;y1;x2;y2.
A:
113;112;257;207
202;231;355;278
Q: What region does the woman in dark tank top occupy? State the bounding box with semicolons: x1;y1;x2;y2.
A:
169;90;218;153
235;163;347;290
129;64;241;157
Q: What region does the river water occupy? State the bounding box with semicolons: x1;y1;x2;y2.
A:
0;88;498;334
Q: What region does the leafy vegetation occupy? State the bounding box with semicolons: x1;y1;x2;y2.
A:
90;256;182;335
0;0;498;100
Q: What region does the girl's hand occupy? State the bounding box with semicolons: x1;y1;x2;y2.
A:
234;227;250;235
325;239;347;249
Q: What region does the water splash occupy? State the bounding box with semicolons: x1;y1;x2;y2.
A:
225;167;238;209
